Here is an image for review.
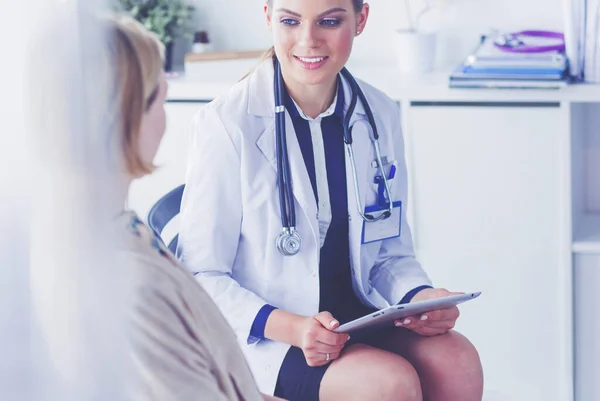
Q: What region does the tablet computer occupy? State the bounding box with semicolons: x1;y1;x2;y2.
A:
333;292;481;334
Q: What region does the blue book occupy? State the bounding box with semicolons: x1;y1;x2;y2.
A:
451;65;566;80
449;77;569;89
463;65;566;74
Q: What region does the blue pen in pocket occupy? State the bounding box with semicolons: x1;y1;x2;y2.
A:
375;164;397;206
388;164;396;180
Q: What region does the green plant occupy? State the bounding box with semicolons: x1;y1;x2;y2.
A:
116;0;195;45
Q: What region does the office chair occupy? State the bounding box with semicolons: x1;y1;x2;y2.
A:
147;184;185;254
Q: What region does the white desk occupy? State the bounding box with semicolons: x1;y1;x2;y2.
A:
167;61;600;103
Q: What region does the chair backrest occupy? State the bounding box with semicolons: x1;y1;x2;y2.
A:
147;184;185;254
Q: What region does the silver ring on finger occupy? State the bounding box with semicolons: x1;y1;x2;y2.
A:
326;353;330;362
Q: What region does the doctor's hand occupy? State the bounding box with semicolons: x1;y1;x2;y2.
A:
293;311;351;367
394;288;462;337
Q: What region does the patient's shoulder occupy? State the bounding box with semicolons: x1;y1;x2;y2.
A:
117;214;262;401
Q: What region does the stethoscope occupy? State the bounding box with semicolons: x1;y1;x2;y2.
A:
493;30;565;53
273;57;393;256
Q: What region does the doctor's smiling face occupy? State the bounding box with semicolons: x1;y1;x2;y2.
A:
265;0;369;87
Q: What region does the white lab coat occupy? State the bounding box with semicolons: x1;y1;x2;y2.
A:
177;59;432;394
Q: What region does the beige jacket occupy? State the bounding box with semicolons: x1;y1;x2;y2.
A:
119;211;263;401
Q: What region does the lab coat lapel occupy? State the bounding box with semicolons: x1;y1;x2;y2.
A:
252;62;319;246
255;118;319;246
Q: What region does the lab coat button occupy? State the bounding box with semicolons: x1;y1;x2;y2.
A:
311;270;317;277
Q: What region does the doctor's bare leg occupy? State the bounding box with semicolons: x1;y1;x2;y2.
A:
378;328;484;401
318;343;423;401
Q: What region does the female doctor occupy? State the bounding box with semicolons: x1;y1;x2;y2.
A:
178;0;484;400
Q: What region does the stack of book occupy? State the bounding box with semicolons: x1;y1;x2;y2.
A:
449;34;570;89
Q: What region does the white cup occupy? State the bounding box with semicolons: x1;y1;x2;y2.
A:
394;30;438;73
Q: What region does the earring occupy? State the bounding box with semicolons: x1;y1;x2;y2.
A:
356;30;360;35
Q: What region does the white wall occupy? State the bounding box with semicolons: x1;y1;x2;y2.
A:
181;0;565;68
587;106;600;213
176;0;600;212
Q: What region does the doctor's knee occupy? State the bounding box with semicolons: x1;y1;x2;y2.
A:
323;345;423;401
378;358;422;401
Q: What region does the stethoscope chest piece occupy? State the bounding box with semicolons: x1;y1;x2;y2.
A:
276;229;302;256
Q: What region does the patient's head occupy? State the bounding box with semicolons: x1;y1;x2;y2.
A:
107;14;167;178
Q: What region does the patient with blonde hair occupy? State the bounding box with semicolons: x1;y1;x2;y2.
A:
104;14;283;401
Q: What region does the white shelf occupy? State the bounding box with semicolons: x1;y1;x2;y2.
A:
167;59;600;103
573;214;600;253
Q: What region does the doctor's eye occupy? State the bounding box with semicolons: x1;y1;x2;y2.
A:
319;18;342;27
280;18;300;26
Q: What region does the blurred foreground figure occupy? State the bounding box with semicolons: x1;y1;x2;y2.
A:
92;13;283;401
2;0;135;400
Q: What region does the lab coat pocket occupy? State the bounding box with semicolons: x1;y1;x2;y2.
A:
368;176;396;207
366;158;397;205
361;201;402;244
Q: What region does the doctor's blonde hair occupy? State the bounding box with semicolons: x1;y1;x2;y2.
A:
106;14;165;176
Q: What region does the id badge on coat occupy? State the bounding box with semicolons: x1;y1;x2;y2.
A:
361;201;402;244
